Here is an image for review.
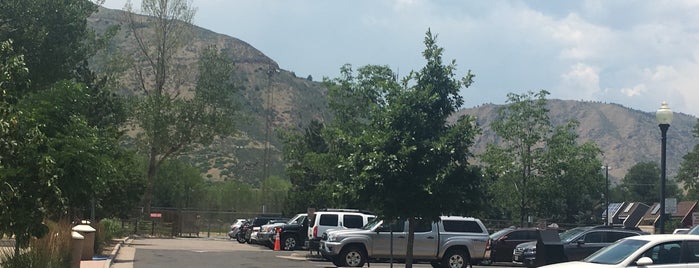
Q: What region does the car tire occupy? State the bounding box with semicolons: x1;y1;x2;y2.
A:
236;233;246;244
282;235;297;250
337;245;366;267
441;249;469;268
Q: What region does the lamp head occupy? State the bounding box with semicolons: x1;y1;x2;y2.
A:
656;101;673;125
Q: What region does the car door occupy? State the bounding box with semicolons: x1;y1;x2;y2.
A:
638;241;684;267
372;220;408;258
412;221;438;259
565;230;607;261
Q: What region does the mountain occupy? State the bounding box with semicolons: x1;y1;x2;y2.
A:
89;8;698;186
88;7;330;185
457;100;698;184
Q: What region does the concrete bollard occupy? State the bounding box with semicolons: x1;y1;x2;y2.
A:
72;224;96;260
71;231;84;268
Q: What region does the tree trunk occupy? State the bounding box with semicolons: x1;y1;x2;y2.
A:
406;216;416;268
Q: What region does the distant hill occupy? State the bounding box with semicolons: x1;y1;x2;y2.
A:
456;100;698;184
89;7;330;185
90;8;698;187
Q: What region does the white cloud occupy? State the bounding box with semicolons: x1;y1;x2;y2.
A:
559;63;600;99
620;84;646;97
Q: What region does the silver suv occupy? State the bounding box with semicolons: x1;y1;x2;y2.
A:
306;209;376;251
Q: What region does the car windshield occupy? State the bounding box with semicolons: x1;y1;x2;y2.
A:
584;238;648;264
490;228;514;239
689;225;699;235
559;227;590;243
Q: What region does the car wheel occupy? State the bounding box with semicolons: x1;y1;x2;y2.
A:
338;245;366;267
236;233;246;244
282;235;297;250
441;249;469;268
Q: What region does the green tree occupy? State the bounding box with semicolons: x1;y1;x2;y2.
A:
152;159;204;209
481;90;603;226
481;90;551;226
0;40;61;257
617;162;681;204
340;30;482;267
0;0;108;91
677;120;699;200
537;121;603;224
124;0;238;214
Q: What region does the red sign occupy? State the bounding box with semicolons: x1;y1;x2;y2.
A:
150;213;162;218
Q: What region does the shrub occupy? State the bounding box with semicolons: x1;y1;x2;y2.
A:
0;219;72;268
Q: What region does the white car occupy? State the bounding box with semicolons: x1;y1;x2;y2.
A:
541;234;699;268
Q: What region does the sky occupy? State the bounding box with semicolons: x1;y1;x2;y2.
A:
101;0;699;117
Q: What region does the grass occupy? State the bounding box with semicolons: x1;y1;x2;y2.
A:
0;219;72;268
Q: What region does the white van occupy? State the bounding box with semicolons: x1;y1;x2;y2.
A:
306;209;375;251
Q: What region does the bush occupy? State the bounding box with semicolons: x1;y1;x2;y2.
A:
0;219;72;268
94;218;127;256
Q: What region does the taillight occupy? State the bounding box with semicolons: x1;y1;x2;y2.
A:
313;226;318;238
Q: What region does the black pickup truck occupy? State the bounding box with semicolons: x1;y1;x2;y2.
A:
268;213;308;250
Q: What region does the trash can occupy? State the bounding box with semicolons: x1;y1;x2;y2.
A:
71;231;84;268
72;224;96;260
535;229;567;267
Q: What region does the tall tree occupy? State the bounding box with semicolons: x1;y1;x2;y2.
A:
0;0;107;91
677;120;699;200
124;0;238;214
0;40;61;256
618;162;681;204
537;121;603;224
340;30;482;267
481;90;551;226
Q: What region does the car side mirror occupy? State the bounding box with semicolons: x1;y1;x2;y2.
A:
576;239;585;246
636;257;653;266
376;226;391;233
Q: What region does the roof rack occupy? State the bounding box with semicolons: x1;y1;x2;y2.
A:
318;208;375;214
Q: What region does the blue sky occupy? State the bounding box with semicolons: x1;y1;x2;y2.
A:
102;0;699;116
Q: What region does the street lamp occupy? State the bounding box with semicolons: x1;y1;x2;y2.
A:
656;101;673;234
602;165;610;226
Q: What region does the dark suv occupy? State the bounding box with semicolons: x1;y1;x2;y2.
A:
512;225;647;267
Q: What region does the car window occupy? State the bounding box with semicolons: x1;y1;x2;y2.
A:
343;215;364;228
509;230;531;240
414;221;432;232
607;231;637;242
526;230;539;240
641;242;682;265
388;220;405;232
584;231;605;243
585;238;648;265
319;214;339;226
442;220;483;233
686;241;699;263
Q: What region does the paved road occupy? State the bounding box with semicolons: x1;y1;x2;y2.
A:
112;237;519;268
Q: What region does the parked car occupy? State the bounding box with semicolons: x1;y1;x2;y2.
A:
306;209;376;252
227;219;247;240
484;227;539;264
540;234;699;268
256;213;307;248
264;213;309;250
513;225;647;267
243;216;287;244
253;218;288;245
320;216;491;268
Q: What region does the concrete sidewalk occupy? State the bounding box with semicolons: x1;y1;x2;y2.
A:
80;237;132;268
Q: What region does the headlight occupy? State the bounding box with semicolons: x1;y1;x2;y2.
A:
326;234;337;242
524;247;536;254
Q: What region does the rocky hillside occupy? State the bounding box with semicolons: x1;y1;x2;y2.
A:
457;100;698;183
90;7;698;187
89;7;330;185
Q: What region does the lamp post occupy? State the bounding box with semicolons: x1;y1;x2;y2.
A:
656;101;673;234
602;165;610;226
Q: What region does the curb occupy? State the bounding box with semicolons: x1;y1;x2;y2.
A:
104;237;130;268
